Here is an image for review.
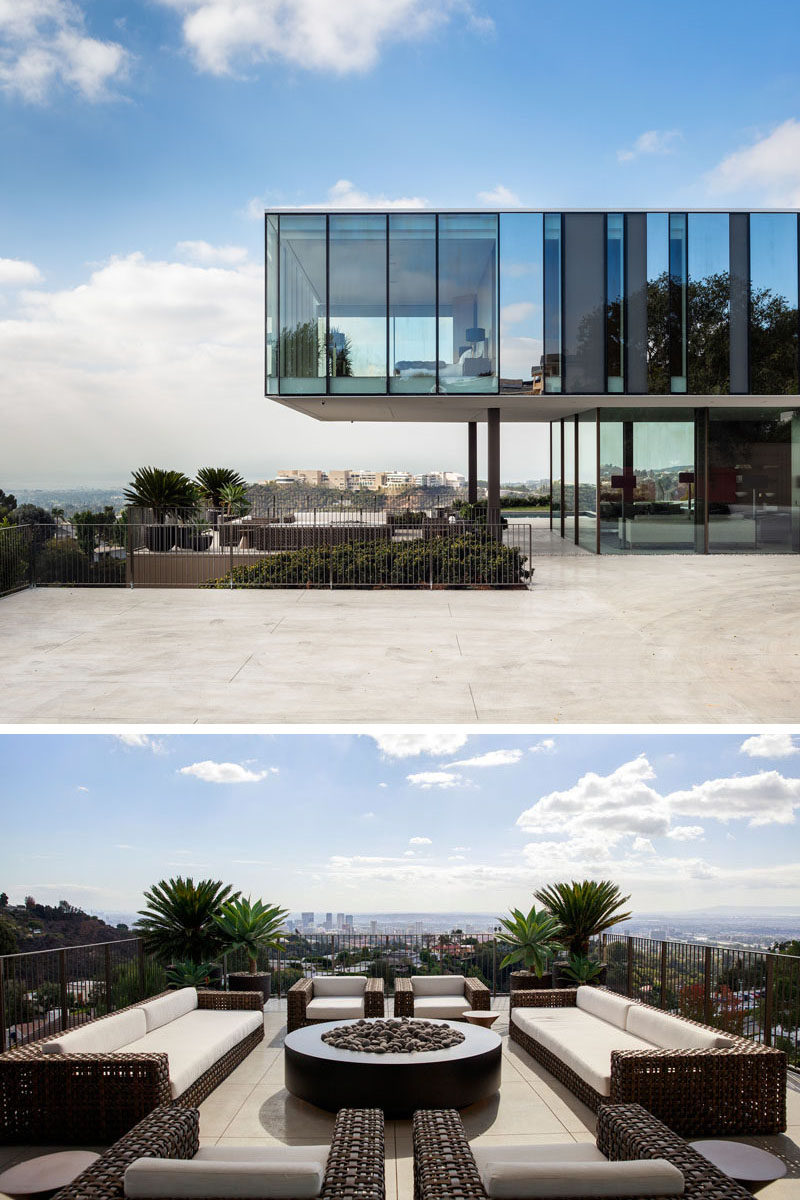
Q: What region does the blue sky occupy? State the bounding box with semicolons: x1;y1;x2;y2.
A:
2;730;799;914
2;0;800;486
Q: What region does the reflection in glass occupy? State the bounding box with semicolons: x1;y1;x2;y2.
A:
543;215;562;392
598;415;625;553
607;215;624;392
437;214;498;393
279;215;326;394
388;215;436;394
563;417;575;540
266;215;278;393
669;214;687;392
578;411;597;551
329;215;387;393
564;214;605;394
499;213;543;394
647;213;669;393
750;215;799;394
551;420;562;531
708;408;796;552
687;214;729;394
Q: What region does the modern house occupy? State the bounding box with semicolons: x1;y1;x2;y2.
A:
265;210;800;554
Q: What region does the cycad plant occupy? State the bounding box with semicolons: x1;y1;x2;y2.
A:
195;468;247;510
496;905;564;977
219;483;251;518
533;880;631;957
558;954;606;984
124;467;197;522
134;877;237;965
213;897;288;974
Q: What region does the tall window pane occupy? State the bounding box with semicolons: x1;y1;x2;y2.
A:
543;214;562;392
563;214;605;394
598;413;625;553
607;215;624;392
750;214;799;395
389;214;436;394
266;214;278;393
437;214;498;393
709;408;796;552
669;213;687;392
500;213;543;394
279;215;326;394
550;420;561;531
631;415;695;551
688;213;730;394
647;213;669;393
578;411;597;551
329;214;387;394
563;417;575;540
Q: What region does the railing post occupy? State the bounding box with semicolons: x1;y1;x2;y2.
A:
229;532;234;588
58;949;69;1034
104;943;112;1015
660;941;668;1009
126;519;134;588
137;939;146;999
492;932;497;1001
763;954;775;1047
601;933;607;963
0;956;6;1050
625;936;633;996
703;946;713;1025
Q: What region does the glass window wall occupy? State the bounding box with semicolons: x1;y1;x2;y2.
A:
279;215;326;394
578;411;597;551
550;420;562;532
499;213;543;394
750;214;799;395
563;214;605;394
563;417;575;541
388;214;436;394
437;214;498;393
329;215;387;393
607;215;624;393
543;214;562;392
631;414;695;551
669;214;688;392
647;213;669;393
598;413;625;553
688;214;729;394
708;408;796;552
266;215;278;393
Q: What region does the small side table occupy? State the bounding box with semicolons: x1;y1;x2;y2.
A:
0;1151;99;1196
689;1140;787;1192
463;1009;501;1029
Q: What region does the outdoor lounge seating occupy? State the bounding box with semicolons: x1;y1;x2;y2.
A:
51;1105;385;1200
412;1104;753;1200
509;985;787;1136
393;974;491;1019
0;987;265;1145
287;975;385;1032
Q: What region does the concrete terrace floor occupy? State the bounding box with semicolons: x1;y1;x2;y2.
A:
0;1000;797;1200
1;555;799;723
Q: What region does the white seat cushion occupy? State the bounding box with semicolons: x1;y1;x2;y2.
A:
312;976;367;998
137;988;198;1033
412;995;471;1019
305;996;365;1020
626;1004;734;1050
42;1008;147;1055
121;1008;262;1099
478;1157;683;1198
193;1148;328;1168
472;1144;606;1179
412;975;465;996
124;1157;324;1199
575;986;633;1030
511;1007;655;1097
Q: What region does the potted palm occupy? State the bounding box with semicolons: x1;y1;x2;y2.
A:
496;905;564;990
534;880;631;988
213;897;288;1004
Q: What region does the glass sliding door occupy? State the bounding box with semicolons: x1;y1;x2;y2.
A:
279;214;326;394
388;214;436;394
708;408;796;552
551;420;562;533
329;214;387;393
563;417;575;541
630;414;695;551
266;214;278;394
647;213;669;393
578;411;598;551
543;214;562;392
688;213;729;394
598;413;625;553
607;215;624;393
749;214;799;395
499;213;543;394
437;214;498;393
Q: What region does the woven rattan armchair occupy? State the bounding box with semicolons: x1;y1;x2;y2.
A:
287;976;385;1032
508;987;786;1136
412;1105;753;1200
0;989;265;1145
52;1105;385;1200
394;975;490;1018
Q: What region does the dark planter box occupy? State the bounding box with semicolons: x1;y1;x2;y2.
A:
228;971;270;1003
510;970;552;990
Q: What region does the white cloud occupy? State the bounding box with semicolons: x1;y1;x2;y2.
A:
477;183;521;206
530;738;556;754
246;179;429;220
115;733;162;753
451;846;470;852
409;836;432;845
0;258;42;286
76;784;89;792
446;749;523;769
362;810;376;818
667;771;800;827
406;770;467;790
617;129;681;163
500;302;535;327
378;783;388;789
176;240;249;265
178;760;273;783
706;119;800;206
154;0;490;76
666;825;705;842
448;854;466;861
0;0;129;103
740;732;799;759
632;837;655;853
371;732;468;759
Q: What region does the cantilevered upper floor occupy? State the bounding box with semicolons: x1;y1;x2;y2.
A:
265;210;800;422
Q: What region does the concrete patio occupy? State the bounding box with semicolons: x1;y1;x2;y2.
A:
0;554;798;722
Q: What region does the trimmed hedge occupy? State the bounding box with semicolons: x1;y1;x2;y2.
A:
204;533;530;589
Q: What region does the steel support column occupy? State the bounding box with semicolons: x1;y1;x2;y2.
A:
467;422;478;503
487;408;500;525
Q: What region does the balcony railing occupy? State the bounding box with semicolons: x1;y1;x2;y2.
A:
2;931;797;1067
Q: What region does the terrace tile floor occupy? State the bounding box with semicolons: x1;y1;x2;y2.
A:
1;554;799;722
4;1001;797;1200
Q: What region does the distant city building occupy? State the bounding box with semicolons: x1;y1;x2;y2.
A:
301;911;314;927
324;912;333;930
370;920;377;934
336;912;344;929
277;469;326;487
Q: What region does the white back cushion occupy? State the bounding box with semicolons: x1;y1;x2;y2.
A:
626;1004;734;1050
575;986;632;1029
138;987;198;1033
412;975;465;996
480;1158;684;1198
312;975;367;997
42;1008;147;1055
124;1159;323;1199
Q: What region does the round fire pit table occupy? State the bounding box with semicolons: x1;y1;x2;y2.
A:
284;1018;501;1117
0;1151;99;1196
688;1141;787;1192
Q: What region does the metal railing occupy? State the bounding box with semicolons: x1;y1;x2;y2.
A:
0;525;32;597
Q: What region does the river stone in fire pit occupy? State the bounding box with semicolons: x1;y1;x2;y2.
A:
320;1017;465;1053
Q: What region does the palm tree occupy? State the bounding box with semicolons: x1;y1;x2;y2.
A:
219;482;251;518
212;898;288;974
124;467;197;522
134;877;237;965
496;906;564;977
195;468;247;510
533;880;631;957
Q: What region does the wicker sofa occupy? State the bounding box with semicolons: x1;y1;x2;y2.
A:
412;1104;754;1200
0;987;265;1145
394;975;490;1019
509;985;786;1136
51;1104;385;1200
287;975;385;1032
